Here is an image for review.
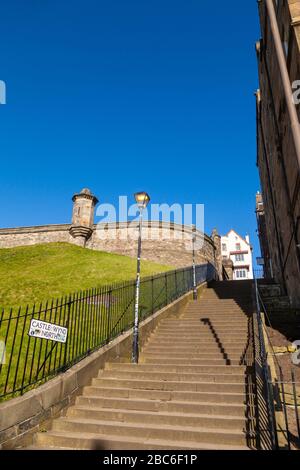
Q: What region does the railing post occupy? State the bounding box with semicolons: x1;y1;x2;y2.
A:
63;295;72;369
279;368;291;450
291;370;300;441
107;289;112;342
151;275;154;314
165;273;168;306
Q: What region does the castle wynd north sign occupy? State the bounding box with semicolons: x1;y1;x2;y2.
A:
29;319;68;343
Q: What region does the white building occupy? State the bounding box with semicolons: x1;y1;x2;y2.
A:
221;229;253;280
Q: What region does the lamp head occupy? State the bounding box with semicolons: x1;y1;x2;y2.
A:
134;192;150;210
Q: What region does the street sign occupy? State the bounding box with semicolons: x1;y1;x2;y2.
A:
29;319;68;343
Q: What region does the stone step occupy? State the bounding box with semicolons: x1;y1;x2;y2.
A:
146;341;248;349
141;352;245;361
147;342;248;349
145;340;248;347
182;315;250;319
76;396;246;417
184;314;250;318
149;331;248;344
149;338;248;344
179;305;248;309
105;363;247;375
187;299;250;302
190;302;251;305
141;357;244;365
183;316;250;320
185;308;249;312
144;347;248;355
50;417;248;446
68;406;248;431
144;343;248;350
155;327;248;332
187;305;249;309
151;334;248;340
153;323;248;332
160;320;249;325
159;319;248;323
92;377;246;393
188;300;251;303
204;299;252;302
83;385;248;404
142;349;245;357
34;430;250;450
99;370;246;384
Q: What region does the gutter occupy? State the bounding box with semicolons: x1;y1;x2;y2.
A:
264;0;300;171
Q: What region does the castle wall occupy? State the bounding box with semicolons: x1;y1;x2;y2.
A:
88;222;216;268
0;225;72;249
0;222;216;269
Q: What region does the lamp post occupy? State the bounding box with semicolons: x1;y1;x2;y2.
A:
192;225;197;300
132;191;150;364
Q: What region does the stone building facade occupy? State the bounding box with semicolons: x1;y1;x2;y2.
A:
0;188;220;272
256;0;300;307
255;192;272;279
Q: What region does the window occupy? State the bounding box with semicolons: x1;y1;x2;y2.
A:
235;243;241;251
282;26;290;59
236;270;247;279
235;254;245;262
222;244;227;252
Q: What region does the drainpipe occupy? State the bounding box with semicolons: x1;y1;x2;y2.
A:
264;0;300;171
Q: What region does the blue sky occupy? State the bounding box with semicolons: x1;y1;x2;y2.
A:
0;1;261;263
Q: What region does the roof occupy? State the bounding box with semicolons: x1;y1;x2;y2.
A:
222;229;251;247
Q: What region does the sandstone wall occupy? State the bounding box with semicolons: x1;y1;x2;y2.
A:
0;225;71;249
256;0;300;307
88;222;216;268
0;222;217;270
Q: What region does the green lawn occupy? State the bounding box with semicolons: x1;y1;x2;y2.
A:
0;242;173;311
0;243;182;401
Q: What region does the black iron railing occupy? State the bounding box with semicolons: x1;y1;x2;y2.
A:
254;275;300;450
254;275;278;449
0;263;216;401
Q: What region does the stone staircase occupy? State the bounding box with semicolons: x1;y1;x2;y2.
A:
31;280;257;450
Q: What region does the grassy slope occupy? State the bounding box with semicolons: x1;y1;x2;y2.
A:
0;242;172;311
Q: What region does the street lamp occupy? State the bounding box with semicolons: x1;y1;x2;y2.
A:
132;191;150;364
192;226;197;300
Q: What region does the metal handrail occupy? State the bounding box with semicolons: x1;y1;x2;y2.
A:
255;283;300;449
253;274;278;449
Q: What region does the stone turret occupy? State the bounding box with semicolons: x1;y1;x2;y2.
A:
69;188;98;247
